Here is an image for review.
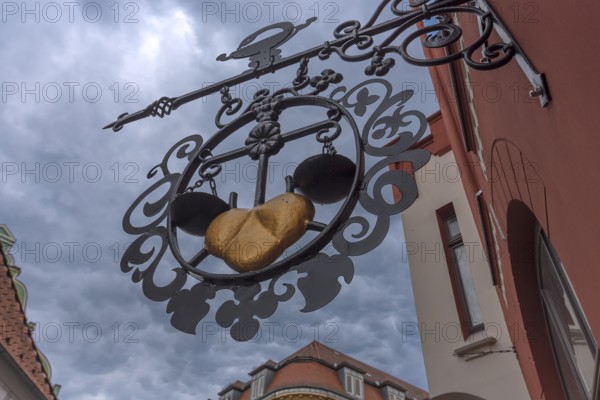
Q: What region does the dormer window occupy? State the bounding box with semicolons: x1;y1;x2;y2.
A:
251;373;266;400
218;383;244;400
345;369;364;399
388;387;406;400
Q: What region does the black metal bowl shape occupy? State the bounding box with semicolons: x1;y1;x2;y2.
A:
293;153;356;204
170;192;230;236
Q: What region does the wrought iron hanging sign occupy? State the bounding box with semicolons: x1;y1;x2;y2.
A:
107;0;548;341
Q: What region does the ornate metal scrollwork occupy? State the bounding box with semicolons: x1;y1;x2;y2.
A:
118;65;430;340
110;0;550;341
104;0;549;132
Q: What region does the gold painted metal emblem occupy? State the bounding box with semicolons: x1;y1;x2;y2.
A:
205;193;315;272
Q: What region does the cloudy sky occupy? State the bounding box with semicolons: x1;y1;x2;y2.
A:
0;1;439;399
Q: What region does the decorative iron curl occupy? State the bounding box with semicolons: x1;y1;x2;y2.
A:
215;86;244;129
465;41;515;71
124;135;203;237
330;79;431;257
147;135;204;179
318;20;376;63
399;6;515;70
121;227;187;302
121;136;204;305
320;0;518;75
211;63;346;129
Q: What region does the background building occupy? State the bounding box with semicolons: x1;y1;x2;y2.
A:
396;114;529;400
0;225;59;400
218;341;428;400
396;3;600;399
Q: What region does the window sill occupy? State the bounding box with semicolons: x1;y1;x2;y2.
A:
453;336;498;361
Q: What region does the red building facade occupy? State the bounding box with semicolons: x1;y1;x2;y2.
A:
418;2;600;399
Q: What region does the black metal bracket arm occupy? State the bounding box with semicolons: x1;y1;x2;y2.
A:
473;0;550;106
104;0;549;132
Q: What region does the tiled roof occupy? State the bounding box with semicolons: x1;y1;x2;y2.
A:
266;360;345;394
249;359;278;375
0;250;57;399
281;342;428;399
219;380;246;395
222;341;428;400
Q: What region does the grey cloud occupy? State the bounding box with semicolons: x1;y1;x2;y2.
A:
1;1;434;398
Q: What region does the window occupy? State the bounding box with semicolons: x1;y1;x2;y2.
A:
538;230;598;399
251;374;265;400
475;192;499;285
388;387;405;400
437;203;484;338
345;370;363;398
448;58;478;153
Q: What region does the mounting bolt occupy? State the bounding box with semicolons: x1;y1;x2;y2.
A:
529;86;544;98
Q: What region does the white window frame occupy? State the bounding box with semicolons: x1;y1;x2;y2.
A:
251;373;266;400
344;370;363;399
437;204;484;337
388;387;405;400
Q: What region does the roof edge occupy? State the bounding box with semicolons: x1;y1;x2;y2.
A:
0;260;57;399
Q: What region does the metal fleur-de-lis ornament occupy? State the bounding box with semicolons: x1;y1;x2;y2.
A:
108;0;549;341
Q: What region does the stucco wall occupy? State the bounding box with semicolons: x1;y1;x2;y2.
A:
400;150;529;400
